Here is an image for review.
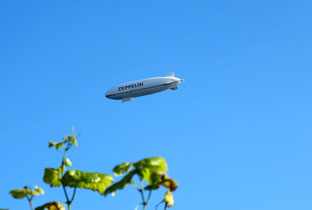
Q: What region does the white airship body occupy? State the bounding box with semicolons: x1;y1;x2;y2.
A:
105;72;184;102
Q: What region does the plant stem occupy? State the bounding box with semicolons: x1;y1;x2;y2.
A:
27;196;33;210
155;201;163;210
146;190;152;203
62;142;72;210
138;180;153;210
71;187;77;202
62;148;69;166
63;186;70;203
138;179;147;210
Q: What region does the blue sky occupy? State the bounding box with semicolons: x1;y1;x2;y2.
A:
1;0;312;209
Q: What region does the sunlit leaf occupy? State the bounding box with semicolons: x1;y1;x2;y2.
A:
64;158;72;167
61;170;113;195
134;157;168;172
143;171;167;191
139;167;154;184
142;170;163;189
10;189;32;199
56;143;64;150
29;189;39;197
104;169;137;196
48;142;57;148
34;186;45;195
113;162;132;176
43;168;62;187
9;186;43;199
68;136;78;147
35;201;65;210
164;190;174;207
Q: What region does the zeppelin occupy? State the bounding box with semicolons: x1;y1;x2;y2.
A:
105;72;184;102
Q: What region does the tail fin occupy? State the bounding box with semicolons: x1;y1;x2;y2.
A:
166;72;175;77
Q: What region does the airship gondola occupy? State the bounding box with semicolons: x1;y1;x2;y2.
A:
105;72;184;102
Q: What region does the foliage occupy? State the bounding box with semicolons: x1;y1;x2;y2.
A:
61;170;113;195
9;129;178;210
10;186;44;199
10;186;44;210
43;168;62;187
105;157;178;209
43;129;114;210
35;201;66;210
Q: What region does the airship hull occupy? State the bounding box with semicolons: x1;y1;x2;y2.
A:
105;74;183;101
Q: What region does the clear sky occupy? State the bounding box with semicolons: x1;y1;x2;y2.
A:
1;0;312;209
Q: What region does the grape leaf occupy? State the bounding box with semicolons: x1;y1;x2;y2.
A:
104;169;137;196
9;186;44;199
34;186;45;195
134;157;168;172
10;189;34;199
61;170;113;195
113;162;132;176
35;201;65;210
43;168;62;187
68;136;78;147
48;142;57;148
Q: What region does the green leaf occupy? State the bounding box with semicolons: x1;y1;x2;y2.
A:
134;157;168;172
164;190;174;207
35;201;66;210
9;186;42;199
56;143;64;150
104;169;137;196
61;170;113;195
43;168;62;187
48;141;57;148
29;189;39;197
10;189;32;199
142;170;163;187
34;186;44;195
68;136;78;147
113;162;132;176
64;158;72;167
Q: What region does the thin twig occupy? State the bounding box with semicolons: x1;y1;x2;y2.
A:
139;179;145;203
71;187;77;202
62;185;70;203
146;190;152;203
155;201;163;209
27;196;33;210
